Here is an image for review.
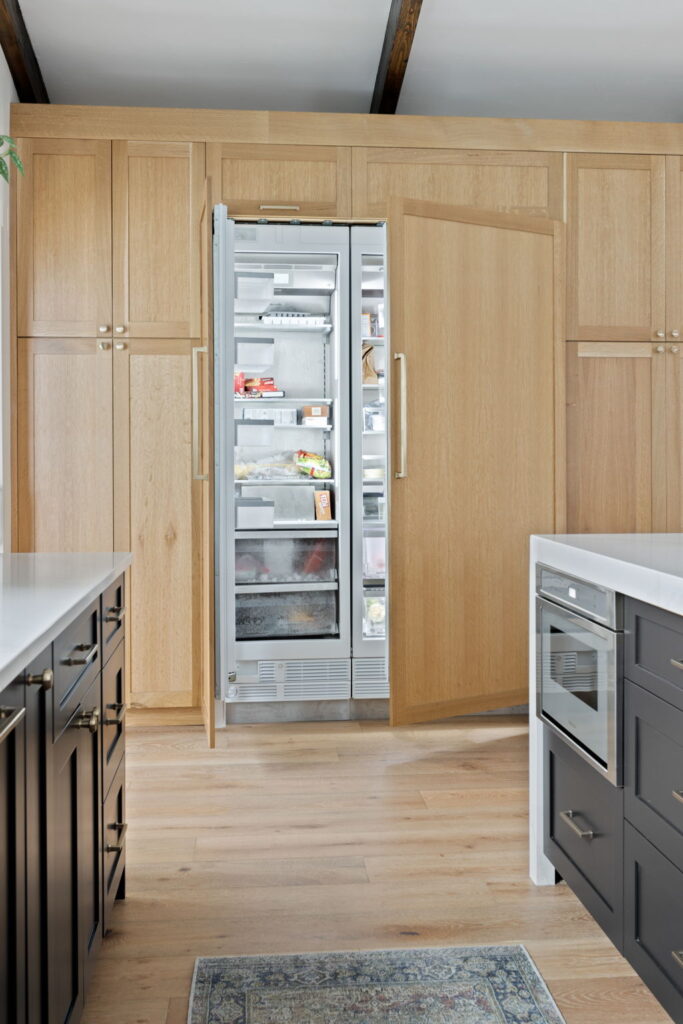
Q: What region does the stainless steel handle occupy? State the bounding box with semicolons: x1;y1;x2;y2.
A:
670;658;683;672
73;707;100;734
655;345;666;353
672;330;681;339
106;821;128;853
656;330;666;338
26;668;53;691
62;642;98;667
192;345;208;482
115;325;126;334
393;352;408;479
0;706;26;744
103;702;125;726
105;606;125;624
114;342;126;350
672;950;683;970
98;341;111;351
259;204;300;211
673;789;683;805
560;809;595;840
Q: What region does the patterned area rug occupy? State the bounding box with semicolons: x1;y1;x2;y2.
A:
188;946;566;1023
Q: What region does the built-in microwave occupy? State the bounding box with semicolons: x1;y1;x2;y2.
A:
536;564;623;786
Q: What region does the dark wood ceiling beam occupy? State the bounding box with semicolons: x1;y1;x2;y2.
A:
370;0;424;114
0;0;48;103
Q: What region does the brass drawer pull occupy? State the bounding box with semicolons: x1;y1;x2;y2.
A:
105;606;125;624
673;790;683;805
0;706;26;744
73;707;100;734
106;821;128;853
63;642;98;667
26;668;53;690
672;950;683;970
103;702;126;726
560;809;595;840
670;658;683;671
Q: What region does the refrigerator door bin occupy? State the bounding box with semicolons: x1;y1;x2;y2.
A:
363;588;386;638
235;535;337;585
235;498;275;530
236;587;339;640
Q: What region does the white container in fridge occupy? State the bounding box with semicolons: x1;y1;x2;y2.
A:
235;419;275;447
235;497;275;530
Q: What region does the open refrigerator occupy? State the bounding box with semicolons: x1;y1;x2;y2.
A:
213;210;388;706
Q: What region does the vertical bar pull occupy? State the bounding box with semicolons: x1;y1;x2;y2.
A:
393;352;408;479
192;346;208;482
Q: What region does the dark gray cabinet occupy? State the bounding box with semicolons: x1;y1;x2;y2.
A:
0;674;27;1024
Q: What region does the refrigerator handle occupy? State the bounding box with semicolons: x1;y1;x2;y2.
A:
192;345;208;481
393;352;408;479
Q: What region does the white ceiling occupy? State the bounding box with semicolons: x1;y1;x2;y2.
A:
19;0;683;122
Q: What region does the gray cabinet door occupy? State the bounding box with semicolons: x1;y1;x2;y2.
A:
0;677;26;1024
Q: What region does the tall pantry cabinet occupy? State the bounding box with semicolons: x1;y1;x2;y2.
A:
15;138;205;708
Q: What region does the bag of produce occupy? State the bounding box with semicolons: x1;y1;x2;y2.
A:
295;450;332;479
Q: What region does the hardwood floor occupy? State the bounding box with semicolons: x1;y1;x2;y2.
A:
83;713;671;1024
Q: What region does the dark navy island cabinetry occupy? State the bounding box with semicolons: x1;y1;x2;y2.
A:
0;557;129;1024
544;595;683;1024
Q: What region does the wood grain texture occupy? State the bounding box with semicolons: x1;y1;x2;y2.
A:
388;199;560;726
370;0;424;115
566;154;666;341
206;142;351;218
16;338;113;552
16;103;683;156
565;342;667;533
114;341;196;709
665;345;683;531
113;141;204;338
16;138;112;337
79;715;670;1024
352;148;564;220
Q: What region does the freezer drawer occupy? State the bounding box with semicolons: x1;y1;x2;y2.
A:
235;535;337;585
236;587;339;640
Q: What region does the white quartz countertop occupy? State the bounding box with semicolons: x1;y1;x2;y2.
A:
0;552;131;694
531;533;683;615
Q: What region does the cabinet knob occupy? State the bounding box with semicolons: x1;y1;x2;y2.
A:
656;330;666;338
98;341;111;351
73;707;100;734
672;330;681;339
115;325;126;334
672;346;680;354
115;342;127;350
655;345;666;353
98;325;109;333
26;668;53;691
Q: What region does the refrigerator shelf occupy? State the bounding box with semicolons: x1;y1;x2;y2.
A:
235;322;332;334
362;430;386;436
361;336;385;343
235;396;334;405
236;526;339;538
236;582;339;594
362;382;385;388
236;478;335;486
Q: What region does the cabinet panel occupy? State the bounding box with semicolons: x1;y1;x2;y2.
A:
207;142;351;218
16;339;114;554
565;342;667;532
353;148;563;220
113;141;204;338
567;155;665;341
0;678;26;1024
17;139;112;337
113;341;197;707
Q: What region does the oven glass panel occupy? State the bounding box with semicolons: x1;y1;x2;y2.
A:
549;625;598;710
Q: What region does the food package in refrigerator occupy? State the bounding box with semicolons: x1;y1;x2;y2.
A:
234;451;299;480
314;490;332;521
234;371;246;396
363;592;386;637
362;344;378;383
295;450;332;479
363;535;386;578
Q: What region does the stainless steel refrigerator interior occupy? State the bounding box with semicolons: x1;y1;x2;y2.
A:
213;211;389;709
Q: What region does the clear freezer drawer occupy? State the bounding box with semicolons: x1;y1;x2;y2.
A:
235;536;337;584
236;587;339;640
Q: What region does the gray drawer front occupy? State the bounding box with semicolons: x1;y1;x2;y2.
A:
100;575;125;668
625;598;683;711
625;680;683;869
102;755;125;934
624;823;683;1024
537;564;617;626
53;599;100;738
544;727;623;949
101;640;125;801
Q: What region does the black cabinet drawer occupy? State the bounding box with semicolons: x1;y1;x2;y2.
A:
625;823;683;1024
100;575;125;667
625;680;683;869
102;640;125;800
625;598;683;711
53;598;100;738
544;726;624;949
102;755;126;935
0;676;27;1024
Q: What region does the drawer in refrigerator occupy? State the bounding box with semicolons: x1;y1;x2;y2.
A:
236;534;338;585
236;586;339;640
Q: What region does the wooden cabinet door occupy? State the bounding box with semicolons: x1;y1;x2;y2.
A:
566;154;666;341
207;142;351;218
17;139;112;338
388;200;562;726
16;339;114;553
0;679;26;1024
664;344;683;530
113;340;198;708
565;342;667;533
352;148;563;220
665;155;683;342
113;141;204;338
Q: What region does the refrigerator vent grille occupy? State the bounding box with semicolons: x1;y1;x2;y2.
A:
228;683;279;702
258;660;351;683
352;658;389;699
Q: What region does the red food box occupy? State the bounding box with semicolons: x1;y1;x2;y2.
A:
234;371;246;395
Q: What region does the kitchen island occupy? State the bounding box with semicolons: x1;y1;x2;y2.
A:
1;551;131;1024
529;534;683;1024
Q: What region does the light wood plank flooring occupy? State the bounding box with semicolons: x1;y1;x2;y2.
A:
83;714;671;1024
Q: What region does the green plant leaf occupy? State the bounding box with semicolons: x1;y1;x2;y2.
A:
0;159;9;183
9;151;24;174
